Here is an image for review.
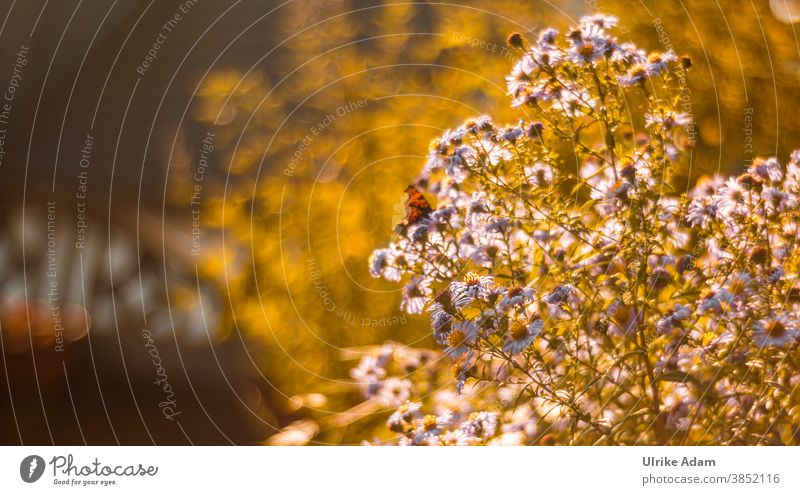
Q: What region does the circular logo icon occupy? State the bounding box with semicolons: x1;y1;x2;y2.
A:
20;455;45;483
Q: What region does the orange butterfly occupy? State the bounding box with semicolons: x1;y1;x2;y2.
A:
404;185;433;224
395;185;433;235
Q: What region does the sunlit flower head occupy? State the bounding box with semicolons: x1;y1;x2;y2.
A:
445;319;480;357
503;318;543;355
458;411;499;440
401;276;432;314
499;286;535;311
450;272;495;308
376;377;413;407
751;316;799;349
618;63;652;86
749;157;783;183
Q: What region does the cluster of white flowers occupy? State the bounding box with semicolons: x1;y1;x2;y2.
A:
361;15;800;445
350;343;436;407
380;402;499;446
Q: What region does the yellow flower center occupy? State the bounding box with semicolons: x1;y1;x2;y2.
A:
647;53;663;64
447;329;466;347
463;272;482;286
510;322;529;341
628;65;647;78
579;43;595;58
422;415;439;431
765;320;786;338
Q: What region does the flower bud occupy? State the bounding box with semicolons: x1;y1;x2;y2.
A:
506;32;525;49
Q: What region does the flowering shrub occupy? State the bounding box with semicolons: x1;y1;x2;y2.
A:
361;15;800;445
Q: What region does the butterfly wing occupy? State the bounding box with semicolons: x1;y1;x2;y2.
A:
403;185;433;225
